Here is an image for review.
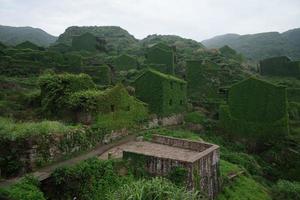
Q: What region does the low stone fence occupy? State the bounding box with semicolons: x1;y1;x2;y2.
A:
152;134;213;152
0;128;128;178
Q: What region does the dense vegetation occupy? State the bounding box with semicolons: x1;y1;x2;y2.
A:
0;24;299;200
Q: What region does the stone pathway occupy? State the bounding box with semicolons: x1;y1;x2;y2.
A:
0;135;135;188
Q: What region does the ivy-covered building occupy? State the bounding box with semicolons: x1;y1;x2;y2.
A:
145;43;176;74
81;65;111;85
72;32;105;52
133;68;187;116
186;60;233;103
219;77;289;143
39;72;147;124
260;56;300;77
112;54;138;71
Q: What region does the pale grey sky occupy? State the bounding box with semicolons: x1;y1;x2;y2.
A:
0;0;300;41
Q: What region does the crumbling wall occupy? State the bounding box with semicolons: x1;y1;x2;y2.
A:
192;149;220;199
152;134;212;152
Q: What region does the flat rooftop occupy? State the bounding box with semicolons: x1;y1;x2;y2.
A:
99;140;216;163
123;141;201;162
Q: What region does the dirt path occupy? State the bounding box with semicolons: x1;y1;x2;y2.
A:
0;135;136;188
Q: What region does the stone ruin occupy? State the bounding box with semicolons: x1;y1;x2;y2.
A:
123;134;220;199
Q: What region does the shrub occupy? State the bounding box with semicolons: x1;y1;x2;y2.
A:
184;111;206;124
39;72;96;116
0;176;46;200
48;158;127;200
272;180;300;200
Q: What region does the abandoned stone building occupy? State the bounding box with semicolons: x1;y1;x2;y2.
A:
219;77;289;142
260;56;300;77
133;68;187;116
145;42;176;74
123;135;220;199
186;60;231;103
112;54;138;71
80;65;112;85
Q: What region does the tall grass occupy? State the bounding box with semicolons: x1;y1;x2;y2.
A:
108;177;202;200
0;117;77;140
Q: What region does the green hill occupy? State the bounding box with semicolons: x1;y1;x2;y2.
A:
202;28;300;61
0;25;57;47
56;26;140;54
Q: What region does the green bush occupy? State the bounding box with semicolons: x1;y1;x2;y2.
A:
184;111;206;124
0;176;46;200
48;158;127;200
272;180;300;200
39;72;96;116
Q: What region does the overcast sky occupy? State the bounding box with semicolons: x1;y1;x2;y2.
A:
1;0;300;41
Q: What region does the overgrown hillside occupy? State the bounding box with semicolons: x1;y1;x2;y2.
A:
0;25;57;47
56;26;140;54
202;28;300;61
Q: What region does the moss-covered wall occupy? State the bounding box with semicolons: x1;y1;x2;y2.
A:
145;43;175;74
81;65;111;85
39;73;96;116
69;84;147;113
113;54;138;71
260;56;300;77
186;60;232;103
287;88;300;103
219;77;289;142
134;69;186;116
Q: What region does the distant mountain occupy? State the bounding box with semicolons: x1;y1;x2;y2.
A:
56;26;140;54
202;28;300;61
0;25;57;47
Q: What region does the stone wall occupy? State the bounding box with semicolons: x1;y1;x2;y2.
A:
192;148;220;199
152;134;212;152
146;114;184;129
1;128;129;177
